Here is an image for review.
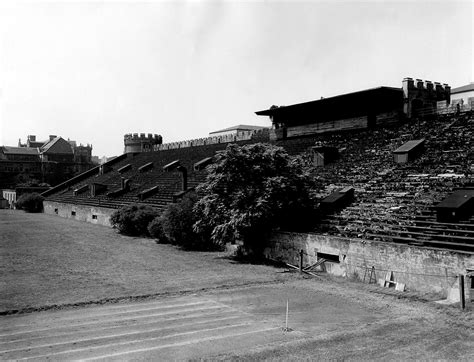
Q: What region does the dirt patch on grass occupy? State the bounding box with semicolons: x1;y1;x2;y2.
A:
203;279;474;360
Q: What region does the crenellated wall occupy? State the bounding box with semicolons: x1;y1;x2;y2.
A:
124;133;163;153
154;129;269;151
402;78;450;118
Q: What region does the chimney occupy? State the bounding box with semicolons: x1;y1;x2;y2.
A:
402;77;414;98
28;135;36;142
425;81;433;92
49;135;57;141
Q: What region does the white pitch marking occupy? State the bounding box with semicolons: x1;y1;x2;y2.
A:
14;323;258;360
0;304;226;338
0;315;242;354
82;327;280;361
2;308;238;345
0;299;210;330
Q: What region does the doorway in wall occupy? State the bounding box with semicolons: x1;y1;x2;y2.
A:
411;99;423;118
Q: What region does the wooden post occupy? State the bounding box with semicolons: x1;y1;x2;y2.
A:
299;250;303;274
459;274;465;310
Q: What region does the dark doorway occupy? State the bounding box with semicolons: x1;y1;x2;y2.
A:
411;99;423;118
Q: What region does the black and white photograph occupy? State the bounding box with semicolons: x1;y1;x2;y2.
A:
0;0;473;360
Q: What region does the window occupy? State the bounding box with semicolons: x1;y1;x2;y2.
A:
54;208;58;214
71;211;76;216
316;252;340;263
92;215;97;220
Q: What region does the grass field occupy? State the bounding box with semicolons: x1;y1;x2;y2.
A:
0;210;289;312
1;209;473;359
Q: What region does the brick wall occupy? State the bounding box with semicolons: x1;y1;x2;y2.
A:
44;201;115;227
265;231;474;299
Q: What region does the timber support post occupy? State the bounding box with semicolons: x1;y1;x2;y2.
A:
299;250;304;274
459;274;465;310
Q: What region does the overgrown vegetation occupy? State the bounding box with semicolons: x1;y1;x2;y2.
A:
193;143;317;256
15;193;44;213
149;192;215;250
147;216;168;243
110;204;160;236
112;143;317;257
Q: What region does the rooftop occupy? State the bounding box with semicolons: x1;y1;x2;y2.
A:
209;125;267;135
393;139;425;154
1;146;39;155
451;83;474;94
435;190;474;209
255;86;403;126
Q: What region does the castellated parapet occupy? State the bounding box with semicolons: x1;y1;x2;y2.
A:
402;77;450;118
124;133;163;153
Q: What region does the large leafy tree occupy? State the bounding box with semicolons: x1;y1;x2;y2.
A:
194;143;317;256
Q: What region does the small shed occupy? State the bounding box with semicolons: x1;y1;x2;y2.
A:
393;139;425;164
312;146;339;167
320;187;354;212
434;190;474;222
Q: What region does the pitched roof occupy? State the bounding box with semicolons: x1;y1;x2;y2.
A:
393;139;425;154
209;125;267;134
1;146;39;155
41;137;73;154
435;190;474;209
451;83;474;94
40;137;60;152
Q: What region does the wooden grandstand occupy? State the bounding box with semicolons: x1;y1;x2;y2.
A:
43;110;473;254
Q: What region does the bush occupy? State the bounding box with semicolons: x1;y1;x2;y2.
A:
147;216;168;243
110;204;160;236
16;193;44;213
160;192;215;250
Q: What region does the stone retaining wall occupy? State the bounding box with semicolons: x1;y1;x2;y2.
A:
265;232;474;300
44;201;115;227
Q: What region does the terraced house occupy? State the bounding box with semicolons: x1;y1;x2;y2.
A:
0;135;95;191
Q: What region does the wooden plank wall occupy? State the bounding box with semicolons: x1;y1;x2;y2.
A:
287;116;368;138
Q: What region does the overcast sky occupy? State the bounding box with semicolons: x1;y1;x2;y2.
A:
0;1;472;157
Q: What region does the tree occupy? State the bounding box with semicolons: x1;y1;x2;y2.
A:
193;143;317;256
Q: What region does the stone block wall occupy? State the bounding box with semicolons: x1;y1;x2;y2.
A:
265;231;474;299
44;201;115;227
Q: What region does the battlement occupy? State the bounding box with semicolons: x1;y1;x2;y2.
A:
124;133;162;143
124;133;163;153
154;128;269;151
403;77;451;93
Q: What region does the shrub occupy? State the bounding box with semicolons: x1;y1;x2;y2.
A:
160;192;215;250
147;216;168;243
110;203;159;236
16;193;44;213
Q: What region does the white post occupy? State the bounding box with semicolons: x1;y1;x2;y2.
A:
285;299;289;330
